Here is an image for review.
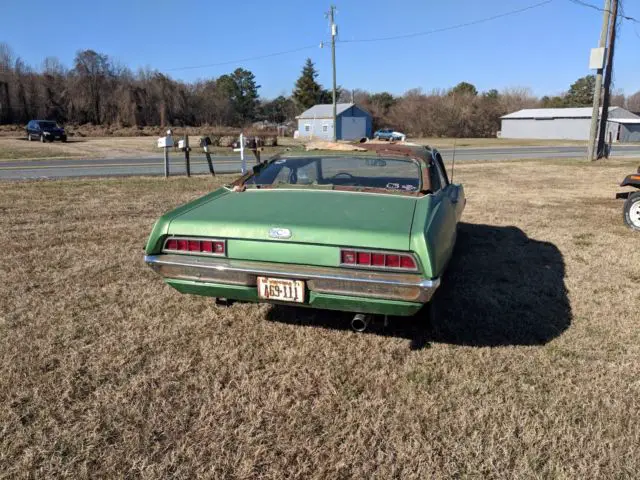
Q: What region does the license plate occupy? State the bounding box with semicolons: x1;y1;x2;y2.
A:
257;277;305;303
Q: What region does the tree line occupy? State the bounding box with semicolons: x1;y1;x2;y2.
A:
1;43;639;137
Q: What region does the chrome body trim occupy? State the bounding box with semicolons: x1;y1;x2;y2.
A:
145;254;439;303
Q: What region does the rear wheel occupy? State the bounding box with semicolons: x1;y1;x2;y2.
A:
623;192;640;231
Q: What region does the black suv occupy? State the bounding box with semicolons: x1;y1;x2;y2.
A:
26;120;67;142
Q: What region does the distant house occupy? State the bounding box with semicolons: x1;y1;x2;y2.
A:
296;103;372;140
500;107;640;142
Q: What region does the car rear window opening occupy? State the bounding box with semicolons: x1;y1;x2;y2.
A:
245;156;421;192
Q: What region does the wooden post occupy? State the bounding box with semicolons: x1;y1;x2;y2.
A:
248;136;261;164
596;0;618;159
587;0;612;161
184;133;191;177
164;146;169;178
204;145;215;176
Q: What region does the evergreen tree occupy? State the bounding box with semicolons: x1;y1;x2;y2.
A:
449;82;478;97
216;68;260;126
259;95;296;123
292;58;331;111
565;75;595;107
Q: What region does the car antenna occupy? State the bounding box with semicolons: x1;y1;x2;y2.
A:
450;138;457;183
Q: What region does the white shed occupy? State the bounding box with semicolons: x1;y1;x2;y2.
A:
296;103;372;141
500;107;640;142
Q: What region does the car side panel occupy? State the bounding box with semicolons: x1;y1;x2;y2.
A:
409;189;458;279
145;187;232;254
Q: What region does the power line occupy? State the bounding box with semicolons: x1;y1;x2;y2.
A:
165;45;319;72
163;0;556;73
568;0;639;22
161;0;634;74
568;0;609;13
338;0;555;44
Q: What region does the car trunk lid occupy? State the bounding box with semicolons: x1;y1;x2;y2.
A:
167;189;417;251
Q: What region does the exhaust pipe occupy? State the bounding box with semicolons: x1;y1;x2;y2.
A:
351;313;370;332
215;298;234;307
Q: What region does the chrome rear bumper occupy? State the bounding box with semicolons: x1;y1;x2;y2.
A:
144;254;440;303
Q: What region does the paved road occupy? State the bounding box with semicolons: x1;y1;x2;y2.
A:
2;145;639;180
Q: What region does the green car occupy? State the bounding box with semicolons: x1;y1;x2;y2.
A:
144;143;464;327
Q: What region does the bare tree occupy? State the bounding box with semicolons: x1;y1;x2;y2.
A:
0;43;14;123
627;91;640;112
73;50;112;123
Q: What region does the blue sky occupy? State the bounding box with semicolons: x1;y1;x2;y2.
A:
2;0;639;99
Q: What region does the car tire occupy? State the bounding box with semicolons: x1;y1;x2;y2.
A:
623;192;640;231
61;136;67;143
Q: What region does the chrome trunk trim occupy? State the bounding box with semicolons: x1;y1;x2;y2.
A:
144;254;439;303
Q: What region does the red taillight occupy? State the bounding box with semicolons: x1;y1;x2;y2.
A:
164;237;226;256
385;254;400;268
213;241;225;254
400;255;416;269
357;252;371;265
341;250;356;264
340;249;418;271
372;253;385;266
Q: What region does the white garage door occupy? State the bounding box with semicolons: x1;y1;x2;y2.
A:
340;117;366;140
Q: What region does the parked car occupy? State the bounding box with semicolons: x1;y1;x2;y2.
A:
374;128;406;141
617;166;640;231
144;143;464;329
26;120;67;142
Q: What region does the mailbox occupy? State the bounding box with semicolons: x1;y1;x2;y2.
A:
157;136;174;148
177;139;191;151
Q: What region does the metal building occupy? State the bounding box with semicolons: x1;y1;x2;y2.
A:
607;118;640;143
296;103;372;140
500;107;640;142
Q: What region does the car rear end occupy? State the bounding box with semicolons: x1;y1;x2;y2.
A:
144;185;439;316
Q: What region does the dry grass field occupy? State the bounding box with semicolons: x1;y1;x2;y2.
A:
0;137;158;161
1;158;640;478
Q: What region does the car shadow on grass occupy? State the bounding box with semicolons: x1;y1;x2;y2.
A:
265;222;571;350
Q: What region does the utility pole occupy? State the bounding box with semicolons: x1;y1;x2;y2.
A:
328;5;338;142
587;0;612;161
597;0;618;158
